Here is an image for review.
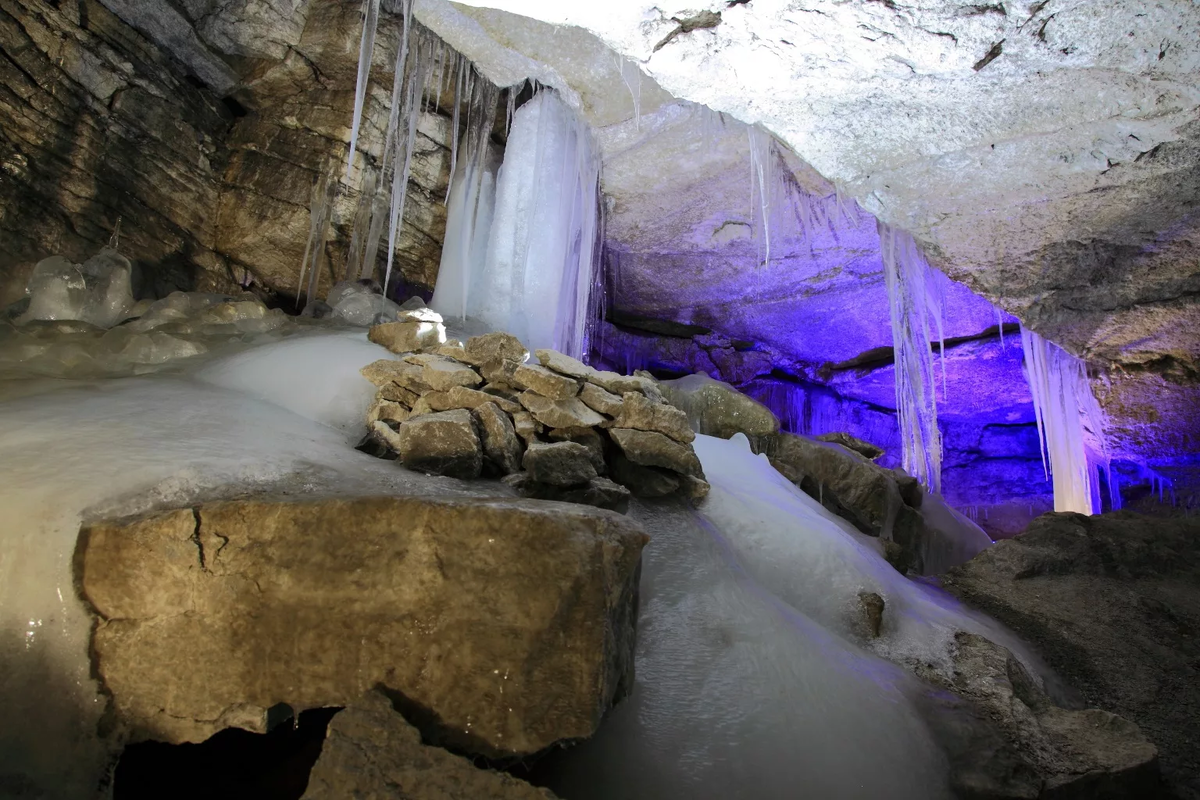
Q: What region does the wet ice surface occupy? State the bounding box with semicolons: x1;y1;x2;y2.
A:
0;330;506;797
1;322;1030;799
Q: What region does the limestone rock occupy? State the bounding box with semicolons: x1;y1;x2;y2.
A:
369;320;445;354
523;441;598;487
547;427;606;474
659;373;780;440
535;348;594;380
463;332;527;367
608;451;682;498
420;358;483;392
679;475;711;501
368;400;411;427
361;358;415;387
816;432;884;462
480;358;521;386
511;411;540;446
588;370;655;398
472;402;523;476
421;385;522;415
519;392;605;429
579;382;624;416
512;362;580;400
614;391;695;444
78;496;648;757
396;410;482;479
434;341;469;361
503;474;632;515
608;428;703;478
302;692;558;800
398;306;444;325
943;512;1200;798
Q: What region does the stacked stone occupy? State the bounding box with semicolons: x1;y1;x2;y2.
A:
361;313;709;513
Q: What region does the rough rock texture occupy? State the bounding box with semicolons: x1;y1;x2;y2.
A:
923;632;1161;800
943;512;1200;799
519;391;605;429
77;496;648;757
302;692;558;800
522;441;598;487
659;373;780;440
0;0;456;307
472;401;523;476
396;409;482;479
609;428;703;478
503;473;631;515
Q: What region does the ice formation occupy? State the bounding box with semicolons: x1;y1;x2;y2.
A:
469;89;603;358
19;248;134;329
541;434;1019;799
429;68;503;322
346;0;382;175
616;54;642;131
879;223;945;494
1020;326;1115;515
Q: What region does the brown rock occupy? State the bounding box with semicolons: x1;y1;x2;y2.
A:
659;374;779;440
579;382;624;417
512;362;580;400
519;392;605;429
608;428;703;478
462;332;527;367
588;370;655;398
480;358;521;386
78;496;648;757
858;592;884;638
472;402;523;476
535;349;594;380
816;432;885;462
503;474;632;515
368;320;445;354
511;412;541;446
396;410;482;479
360;358;415;387
608;451;683;498
522;442;598;487
302;692;558;800
367;400;411;426
614;391;695;444
377;382;420;407
421;386;522;415
547;427;607;474
420;358;483;392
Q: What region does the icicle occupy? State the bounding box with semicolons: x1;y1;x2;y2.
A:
346;0;381;176
446;55;465;205
344;168;378;282
1020;326;1115;515
748;126;771;268
996;306;1006;348
879;223;944;494
297;168;338;309
616;54;642;130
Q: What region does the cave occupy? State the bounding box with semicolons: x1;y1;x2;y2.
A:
1;1;1197;799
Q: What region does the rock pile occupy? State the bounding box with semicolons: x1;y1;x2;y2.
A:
360;310;708;511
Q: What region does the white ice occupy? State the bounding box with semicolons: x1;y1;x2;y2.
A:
19;248;135;330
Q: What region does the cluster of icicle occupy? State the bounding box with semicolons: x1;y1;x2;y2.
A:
1020;327;1118;515
878;223;947;495
744;123;859;269
431;87;604;361
299;0;604;360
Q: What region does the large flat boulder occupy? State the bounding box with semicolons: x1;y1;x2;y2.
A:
77;496;648;759
943;512;1200;799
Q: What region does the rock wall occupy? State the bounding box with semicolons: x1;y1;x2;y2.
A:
0;0;456;309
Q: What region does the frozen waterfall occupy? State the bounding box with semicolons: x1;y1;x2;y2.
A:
440;89;602;359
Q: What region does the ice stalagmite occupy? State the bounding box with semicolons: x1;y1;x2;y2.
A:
430;71;502;322
879;223;944;494
1020;327;1115;514
472;89;602;359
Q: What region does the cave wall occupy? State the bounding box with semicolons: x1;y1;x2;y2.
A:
0;0;455;310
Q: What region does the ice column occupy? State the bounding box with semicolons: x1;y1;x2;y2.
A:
1020;327;1114;514
346;0;381;175
879;223;945;494
471;89;602;359
430;71;502;322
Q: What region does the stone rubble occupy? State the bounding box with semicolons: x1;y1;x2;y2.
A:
362;312;708;509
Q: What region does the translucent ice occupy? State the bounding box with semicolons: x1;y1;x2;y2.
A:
327;280;402;326
19;248;134;329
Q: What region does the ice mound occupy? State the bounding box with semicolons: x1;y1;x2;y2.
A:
19;248;134;329
327;280;403;327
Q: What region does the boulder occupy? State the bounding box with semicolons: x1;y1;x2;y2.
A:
368;320;445;353
362;359;432;394
462;332;527;367
367;400;411;426
512;362;580;400
419;358;483;392
608;428;703;478
614;391;695;444
943;512;1200;799
608;452;682;498
77;496;648;757
547;427;607;474
523;442;598;487
511;411;541;445
419;385;522;415
472;402;523;476
376;383;421;408
659;373;780;439
502;474;632;515
535;349;594;380
302;692;558;800
924;632;1159;800
579;382;625;416
396;410;482;479
519;392;606;429
816;432;884;461
588;370;657;399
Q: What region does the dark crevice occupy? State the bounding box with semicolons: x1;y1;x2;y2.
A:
113;707;340;800
973;40;1005;71
823;323;1021;376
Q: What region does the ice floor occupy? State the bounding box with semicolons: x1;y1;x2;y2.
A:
0;326;1021;799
